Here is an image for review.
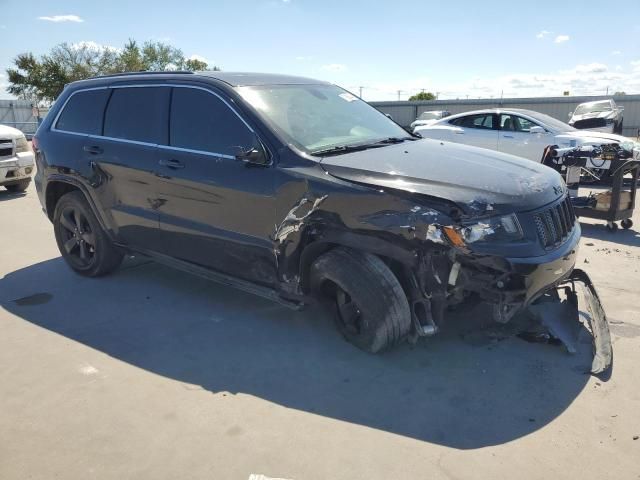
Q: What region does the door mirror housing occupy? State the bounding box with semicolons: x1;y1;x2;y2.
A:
568;112;573;118
235;145;270;166
529;126;546;134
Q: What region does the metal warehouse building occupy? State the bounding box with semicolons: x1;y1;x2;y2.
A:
369;94;640;138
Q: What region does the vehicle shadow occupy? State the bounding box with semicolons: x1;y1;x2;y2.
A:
0;256;594;449
0;189;28;202
579;221;640;247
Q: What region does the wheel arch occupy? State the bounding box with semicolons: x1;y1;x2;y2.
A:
45;176;115;239
297;230;417;294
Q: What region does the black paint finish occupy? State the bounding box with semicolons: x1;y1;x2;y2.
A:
34;72;579;322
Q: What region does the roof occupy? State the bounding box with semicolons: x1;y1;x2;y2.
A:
194;71;329;86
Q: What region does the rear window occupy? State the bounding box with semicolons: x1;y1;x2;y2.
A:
104;87;169;144
55;89;111;135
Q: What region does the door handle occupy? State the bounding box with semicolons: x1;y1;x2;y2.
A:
158;158;185;169
502;135;514;138
453;131;465;134
83;145;103;155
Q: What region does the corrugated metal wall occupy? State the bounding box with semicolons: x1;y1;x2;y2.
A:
370;94;640;137
0;99;44;137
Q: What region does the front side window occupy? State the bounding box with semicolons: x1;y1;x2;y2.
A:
237;84;409;155
170;88;255;156
500;114;538;132
103;87;169;144
55;89;111;135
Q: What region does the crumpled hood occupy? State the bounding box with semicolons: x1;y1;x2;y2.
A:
571;111;615;121
320;139;565;216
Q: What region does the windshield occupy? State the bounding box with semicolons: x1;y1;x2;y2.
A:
237;84;410;155
523;111;576;132
574;101;611;115
418;112;441;120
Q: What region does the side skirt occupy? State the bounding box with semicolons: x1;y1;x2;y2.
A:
122;246;306;311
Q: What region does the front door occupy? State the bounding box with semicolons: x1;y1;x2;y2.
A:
156;86;278;286
497;114;550;161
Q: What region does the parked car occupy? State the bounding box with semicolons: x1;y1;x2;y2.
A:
410;110;450;131
32;72;610;371
0;124;35;192
414;108;639;182
568;99;624;134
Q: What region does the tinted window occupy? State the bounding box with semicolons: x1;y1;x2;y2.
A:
170;88;255;155
451;114;495;129
104;87;169;144
55;89;110;135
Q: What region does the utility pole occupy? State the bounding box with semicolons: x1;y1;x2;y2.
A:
606;86;609;95
397;90;402;101
358;86;364;99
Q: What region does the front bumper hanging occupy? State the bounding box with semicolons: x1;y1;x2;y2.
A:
528;268;612;376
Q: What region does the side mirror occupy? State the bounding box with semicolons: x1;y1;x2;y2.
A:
568;112;573;118
529;126;546;134
618;106;624;111
385;113;393;120
235;146;269;166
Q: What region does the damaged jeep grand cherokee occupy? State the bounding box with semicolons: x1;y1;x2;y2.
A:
33;72;612;374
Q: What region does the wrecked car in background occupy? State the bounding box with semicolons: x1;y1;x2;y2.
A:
33;71;612;375
1;124;35;193
569;99;624;134
410;110;451;131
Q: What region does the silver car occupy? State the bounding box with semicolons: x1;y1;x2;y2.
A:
568;99;624;134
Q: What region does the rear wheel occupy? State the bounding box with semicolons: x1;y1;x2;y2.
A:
310;247;412;353
4;178;30;192
53;191;123;276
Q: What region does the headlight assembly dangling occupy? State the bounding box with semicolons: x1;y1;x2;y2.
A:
442;213;523;246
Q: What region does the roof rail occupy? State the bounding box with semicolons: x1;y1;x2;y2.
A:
87;71;195;80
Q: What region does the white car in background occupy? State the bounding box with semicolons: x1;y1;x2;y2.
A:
0;124;35;193
410;110;450;131
568;99;624;134
414;108;639;174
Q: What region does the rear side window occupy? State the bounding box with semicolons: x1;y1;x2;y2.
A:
170;88;255;156
104;87;169;144
55;89;110;135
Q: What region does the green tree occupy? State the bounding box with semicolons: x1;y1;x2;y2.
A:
408;91;436;101
6;39;219;104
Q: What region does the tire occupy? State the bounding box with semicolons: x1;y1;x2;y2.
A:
616;120;623;135
310;247;412;353
53;191;123;277
5;178;30;192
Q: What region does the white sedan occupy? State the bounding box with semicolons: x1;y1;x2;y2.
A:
0;124;35;192
414;108;639;168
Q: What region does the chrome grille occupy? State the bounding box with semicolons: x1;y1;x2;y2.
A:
533;196;576;249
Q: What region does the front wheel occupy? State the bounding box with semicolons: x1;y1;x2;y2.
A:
53;191;124;276
310;247;412;353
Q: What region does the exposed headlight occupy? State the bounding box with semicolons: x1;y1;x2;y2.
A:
15;136;30;153
443;213;523;246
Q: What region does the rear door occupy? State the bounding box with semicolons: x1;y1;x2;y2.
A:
497;114;549;161
447;113;499;150
92;86;170;250
155;86;278;286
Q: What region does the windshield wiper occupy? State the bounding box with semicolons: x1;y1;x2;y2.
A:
311;143;386;156
312;136;417;157
374;136;417;144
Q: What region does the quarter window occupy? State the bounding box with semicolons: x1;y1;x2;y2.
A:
170;88;255;156
103;87;170;144
55;89;111;135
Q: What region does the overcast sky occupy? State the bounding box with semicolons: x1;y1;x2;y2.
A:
1;0;639;101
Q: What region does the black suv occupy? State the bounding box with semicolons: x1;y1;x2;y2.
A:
34;71;584;354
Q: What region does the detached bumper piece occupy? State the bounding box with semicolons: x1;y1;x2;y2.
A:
527;268;612;377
